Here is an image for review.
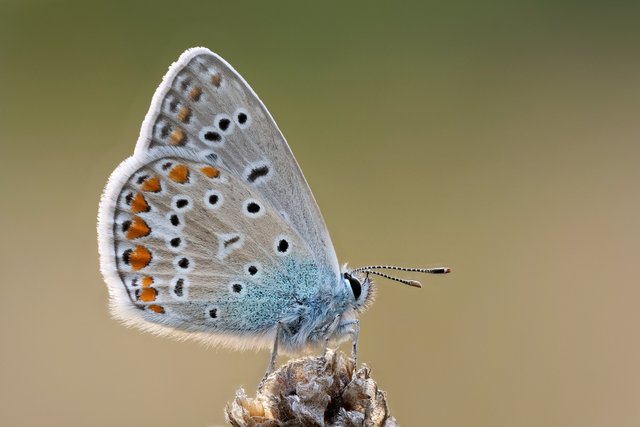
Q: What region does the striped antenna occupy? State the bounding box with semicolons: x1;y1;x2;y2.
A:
350;265;450;288
351;265;451;274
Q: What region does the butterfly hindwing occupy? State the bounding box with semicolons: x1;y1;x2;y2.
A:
98;147;322;349
134;47;339;275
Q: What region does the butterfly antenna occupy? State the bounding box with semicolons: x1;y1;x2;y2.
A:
362;270;423;288
350;265;450;288
351;265;451;275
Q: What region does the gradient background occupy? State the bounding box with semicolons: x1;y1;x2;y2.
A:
2;1;639;426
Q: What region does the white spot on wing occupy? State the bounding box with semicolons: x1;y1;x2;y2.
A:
216;232;244;260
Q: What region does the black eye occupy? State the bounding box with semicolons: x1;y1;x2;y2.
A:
345;273;362;300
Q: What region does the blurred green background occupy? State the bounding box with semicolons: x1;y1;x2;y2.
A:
2;1;639;426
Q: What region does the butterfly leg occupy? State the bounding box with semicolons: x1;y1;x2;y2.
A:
350;320;360;365
337;319;360;365
259;322;283;390
322;314;342;358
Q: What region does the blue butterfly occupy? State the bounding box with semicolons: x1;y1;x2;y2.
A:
97;47;449;378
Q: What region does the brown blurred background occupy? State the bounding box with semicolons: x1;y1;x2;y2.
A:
1;1;639;426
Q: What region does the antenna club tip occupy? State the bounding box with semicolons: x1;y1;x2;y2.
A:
408;280;422;288
443;267;451;274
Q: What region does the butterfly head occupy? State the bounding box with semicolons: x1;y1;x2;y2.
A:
343;271;375;312
343;265;451;312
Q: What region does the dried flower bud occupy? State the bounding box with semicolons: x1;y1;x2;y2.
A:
226;349;397;426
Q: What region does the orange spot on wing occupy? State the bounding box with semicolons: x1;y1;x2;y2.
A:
177;106;191;123
138;287;158;302
168;164;190;184
126;216;151;240
189;87;202;101
200;165;220;178
148;304;165;314
129;245;152;271
170;128;186;145
141;176;161;192
130;192;150;213
141;276;154;287
211;73;222;87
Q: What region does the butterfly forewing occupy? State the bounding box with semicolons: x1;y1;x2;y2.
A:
135;48;339;274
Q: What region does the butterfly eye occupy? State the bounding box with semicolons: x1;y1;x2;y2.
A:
345;273;362;300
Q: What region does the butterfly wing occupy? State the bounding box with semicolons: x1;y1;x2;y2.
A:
98;48;342;350
98;147;335;349
134;47;338;274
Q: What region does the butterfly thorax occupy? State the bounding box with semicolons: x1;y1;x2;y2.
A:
270;258;356;351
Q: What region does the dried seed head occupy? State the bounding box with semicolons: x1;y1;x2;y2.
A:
225;349;397;426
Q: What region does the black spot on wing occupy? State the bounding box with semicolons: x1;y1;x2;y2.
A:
224;235;240;248
247;165;269;183
174;278;184;296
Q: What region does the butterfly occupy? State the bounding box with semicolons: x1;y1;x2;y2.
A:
97;47;450;377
